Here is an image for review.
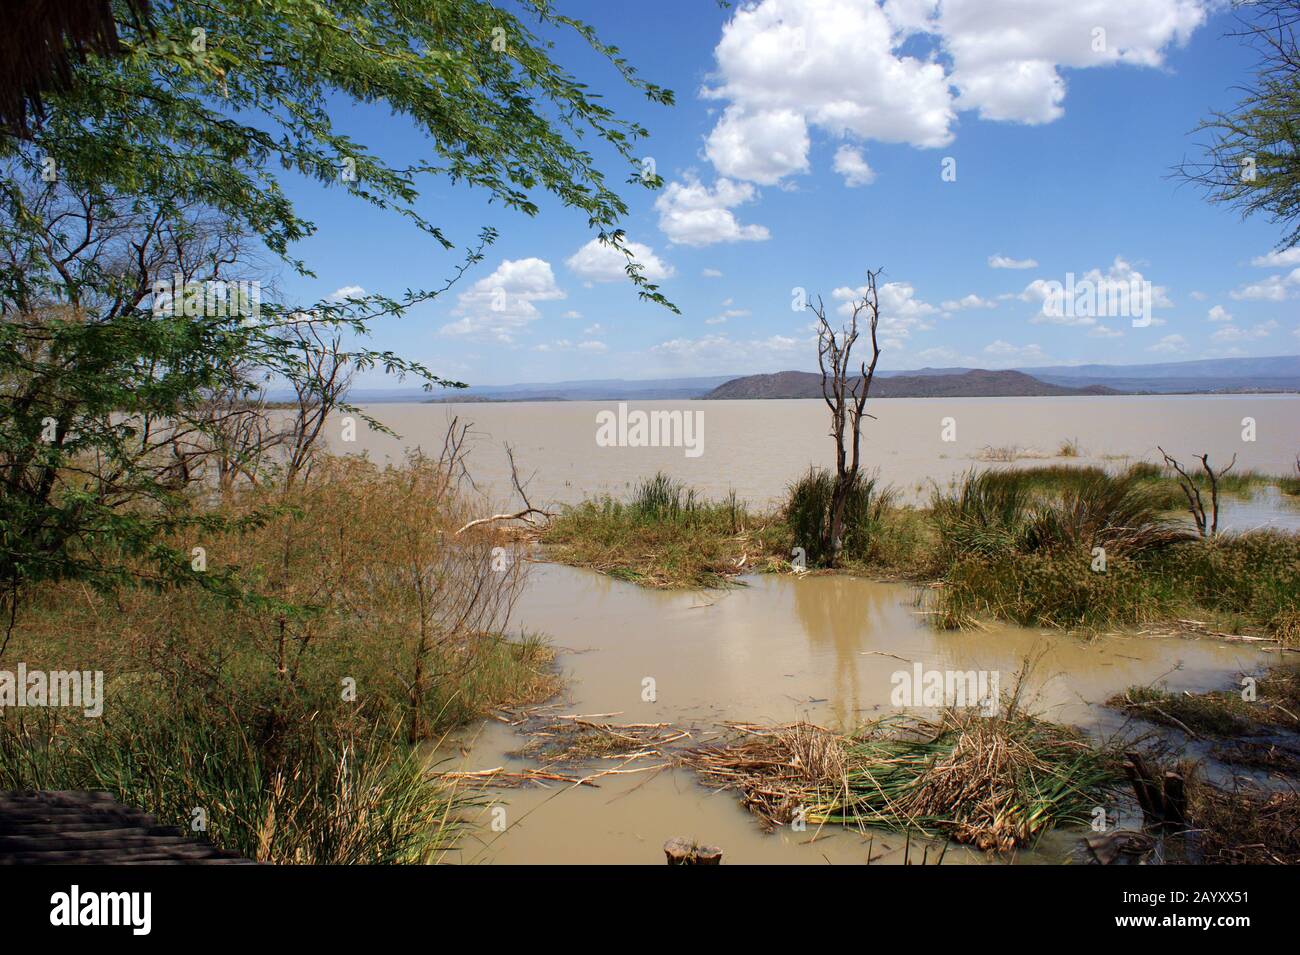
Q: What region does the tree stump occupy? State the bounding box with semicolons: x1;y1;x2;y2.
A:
663;837;722;865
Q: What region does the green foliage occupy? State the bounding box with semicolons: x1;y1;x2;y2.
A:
1177;1;1300;250
1;0;676;609
0;705;463;864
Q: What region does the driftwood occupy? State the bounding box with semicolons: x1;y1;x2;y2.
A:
456;444;553;535
663;837;722;865
1123;751;1187;829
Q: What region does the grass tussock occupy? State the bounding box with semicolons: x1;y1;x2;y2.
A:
783;467;901;568
683;708;1121;852
541;472;776;588
930;468;1300;636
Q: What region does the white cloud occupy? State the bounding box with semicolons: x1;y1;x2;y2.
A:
701;0;1206;186
1211;321;1277;344
1230;268;1300;301
833;281;938;347
1148;334;1189;354
706;107;812;185
940;293;997;312
565;238;674;283
989;254;1038;270
981;339;1051;366
702;268;724;278
833;145;876;187
707;307;751;326
1025;256;1171;326
654;175;771;246
914;345;960;364
1088;324;1124;339
578;340;608;353
583;323;603;336
562;310;582;319
703;0;955;187
329;284;365;301
1207;304;1232;323
649;333;805;372
940;0;1205;124
1251;248;1300;268
441;258;565;342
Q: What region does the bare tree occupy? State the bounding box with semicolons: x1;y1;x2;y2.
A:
283;325;352;487
809;269;882;565
1158;447;1237;538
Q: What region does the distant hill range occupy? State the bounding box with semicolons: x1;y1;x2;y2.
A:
706;369;1116;399
336;355;1300;402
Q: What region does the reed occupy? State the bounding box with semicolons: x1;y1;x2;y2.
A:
683;709;1120;851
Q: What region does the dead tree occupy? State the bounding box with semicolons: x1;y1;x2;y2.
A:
1158;447;1236;538
283;326;352;487
810;269;882;566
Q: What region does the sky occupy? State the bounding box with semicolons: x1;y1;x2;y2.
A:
274;0;1300;388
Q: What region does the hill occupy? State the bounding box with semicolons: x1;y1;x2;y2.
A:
705;369;1117;400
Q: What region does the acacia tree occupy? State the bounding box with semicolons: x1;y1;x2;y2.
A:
1176;1;1300;249
809;270;882;566
0;1;677;625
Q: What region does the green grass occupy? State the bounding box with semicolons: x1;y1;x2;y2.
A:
542;465;1300;641
541;472;776;588
0;703;466;864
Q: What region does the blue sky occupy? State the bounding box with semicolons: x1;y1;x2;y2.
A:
276;0;1299;388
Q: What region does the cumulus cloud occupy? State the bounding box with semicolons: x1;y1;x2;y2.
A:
1211;320;1277;344
654;174;771;246
940;0;1204;125
701;0;1206;185
981;339;1051;366
833;280;938;347
1207;304;1232;323
441;258;565;342
706;107;812;185
832;145;876;187
649;333;806;372
1147;334;1189;354
565;238;674;283
988;254;1038;269
1230;268;1300;301
329;285;366;301
1025;256;1170;326
1251;248;1300;268
940;293;997;312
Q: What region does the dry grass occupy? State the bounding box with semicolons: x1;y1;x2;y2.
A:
1109;667;1300;739
681;709;1120;852
1187;779;1300;864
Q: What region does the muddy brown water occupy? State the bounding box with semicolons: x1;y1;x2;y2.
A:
339;395;1300;520
437;564;1271;865
334;396;1293;863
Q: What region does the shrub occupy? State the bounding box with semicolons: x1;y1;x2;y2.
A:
784;467;894;567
